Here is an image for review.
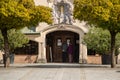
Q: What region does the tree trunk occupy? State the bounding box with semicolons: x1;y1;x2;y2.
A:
110;31;116;68
1;28;10;68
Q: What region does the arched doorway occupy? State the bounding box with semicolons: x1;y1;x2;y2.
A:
46;31;79;63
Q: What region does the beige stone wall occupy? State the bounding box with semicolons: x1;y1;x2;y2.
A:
0;51;4;60
14;55;37;63
14;55;101;64
79;44;87;63
87;55;102;64
117;54;120;64
34;0;48;6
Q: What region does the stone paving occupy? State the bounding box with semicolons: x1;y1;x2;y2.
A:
0;63;120;80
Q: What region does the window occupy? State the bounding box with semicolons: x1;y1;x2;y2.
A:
57;38;62;46
28;27;36;32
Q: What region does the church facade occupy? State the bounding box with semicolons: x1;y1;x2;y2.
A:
20;0;88;63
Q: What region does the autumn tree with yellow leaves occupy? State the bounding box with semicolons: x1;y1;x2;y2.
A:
0;0;52;68
74;0;120;68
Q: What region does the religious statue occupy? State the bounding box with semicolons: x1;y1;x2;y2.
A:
62;0;73;24
48;0;74;24
52;4;60;24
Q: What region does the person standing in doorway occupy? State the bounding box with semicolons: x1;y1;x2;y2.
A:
62;42;68;62
67;42;73;63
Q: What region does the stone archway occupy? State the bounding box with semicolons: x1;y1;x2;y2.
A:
37;24;87;63
46;31;79;63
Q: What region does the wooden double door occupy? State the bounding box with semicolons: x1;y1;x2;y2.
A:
53;31;74;62
46;31;79;63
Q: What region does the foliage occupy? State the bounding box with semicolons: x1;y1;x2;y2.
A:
18;0;52;26
74;0;120;67
0;0;30;29
74;0;120;31
0;0;52;30
84;27;110;54
84;27;120;55
8;29;29;52
0;29;29;52
115;33;120;55
28;5;52;27
0;33;3;49
0;0;52;67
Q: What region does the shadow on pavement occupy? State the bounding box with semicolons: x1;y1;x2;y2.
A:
24;64;111;68
6;63;112;68
116;71;120;73
0;63;115;69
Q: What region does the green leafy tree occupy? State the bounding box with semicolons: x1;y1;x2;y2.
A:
85;27;120;55
115;33;120;56
84;27;111;55
0;29;29;53
74;0;120;68
8;29;29;53
0;0;52;68
0;29;29;65
84;27;120;63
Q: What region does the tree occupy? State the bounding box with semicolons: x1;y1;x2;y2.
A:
83;27;110;55
0;29;29;52
0;29;29;64
115;33;120;56
74;0;120;68
0;0;52;68
8;29;29;53
84;27;120;55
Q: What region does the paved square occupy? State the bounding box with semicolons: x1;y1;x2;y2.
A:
0;63;120;80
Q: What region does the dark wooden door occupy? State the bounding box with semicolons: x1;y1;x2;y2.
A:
53;35;62;62
53;32;74;62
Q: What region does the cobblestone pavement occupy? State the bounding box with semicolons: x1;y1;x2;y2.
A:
0;63;120;80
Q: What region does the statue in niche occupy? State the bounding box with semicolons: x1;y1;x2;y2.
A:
48;0;74;24
52;4;60;24
61;0;73;24
48;0;60;24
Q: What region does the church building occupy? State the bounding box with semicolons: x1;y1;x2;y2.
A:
14;0;89;63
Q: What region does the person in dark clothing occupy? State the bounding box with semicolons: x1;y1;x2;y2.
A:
67;43;73;63
62;42;68;62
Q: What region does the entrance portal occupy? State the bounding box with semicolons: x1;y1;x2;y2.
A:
46;31;79;63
